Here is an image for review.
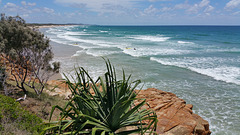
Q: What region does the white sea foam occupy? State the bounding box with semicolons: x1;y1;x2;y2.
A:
57;34;116;48
206;48;240;53
99;30;108;33
177;41;193;44
72;50;85;57
85;49;119;57
65;31;93;36
150;57;240;85
46;28;65;35
189;67;240;85
49;38;69;45
129;35;170;42
123;47;192;57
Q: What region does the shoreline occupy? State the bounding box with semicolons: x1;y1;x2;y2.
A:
38;25;77;81
48;72;63;81
29;24;79;29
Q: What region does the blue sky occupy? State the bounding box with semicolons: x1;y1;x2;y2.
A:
0;0;240;25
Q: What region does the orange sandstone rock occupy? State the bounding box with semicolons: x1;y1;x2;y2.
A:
136;88;211;135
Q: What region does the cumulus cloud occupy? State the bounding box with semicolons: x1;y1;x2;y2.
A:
225;0;240;9
143;5;158;14
28;3;36;6
21;1;36;7
100;4;129;15
174;3;191;9
4;2;19;12
161;7;172;12
43;7;55;14
3;2;50;18
187;4;199;13
55;0;143;13
2;2;33;17
204;5;214;13
199;0;210;8
185;0;214;14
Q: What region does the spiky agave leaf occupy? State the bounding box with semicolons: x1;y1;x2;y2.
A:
43;59;157;134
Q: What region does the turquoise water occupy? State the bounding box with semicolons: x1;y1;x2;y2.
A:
43;26;240;135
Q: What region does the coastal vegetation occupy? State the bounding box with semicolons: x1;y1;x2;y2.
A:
0;14;60;100
43;60;157;134
0;14;157;134
0;94;44;134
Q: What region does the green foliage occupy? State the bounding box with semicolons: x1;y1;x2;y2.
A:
0;13;60;96
43;59;157;134
0;94;44;134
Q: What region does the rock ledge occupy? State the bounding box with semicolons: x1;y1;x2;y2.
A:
136;88;211;135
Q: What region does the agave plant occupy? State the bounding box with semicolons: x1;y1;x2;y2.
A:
42;59;157;135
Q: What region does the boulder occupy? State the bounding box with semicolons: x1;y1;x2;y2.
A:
136;88;211;135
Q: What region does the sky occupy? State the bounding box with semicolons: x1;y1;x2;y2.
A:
0;0;240;25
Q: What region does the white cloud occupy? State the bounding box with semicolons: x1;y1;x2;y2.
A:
174;3;190;9
199;0;210;8
232;11;240;15
225;0;240;9
4;2;19;12
204;5;214;13
21;1;36;7
187;4;199;13
161;7;172;12
143;5;158;14
3;2;37;15
100;4;129;15
55;0;144;13
43;7;55;14
185;0;213;14
28;3;36;6
4;2;17;8
21;14;29;17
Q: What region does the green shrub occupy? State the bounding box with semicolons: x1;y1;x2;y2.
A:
0;94;44;134
43;59;157;134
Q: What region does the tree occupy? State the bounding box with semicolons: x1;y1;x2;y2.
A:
0;14;60;100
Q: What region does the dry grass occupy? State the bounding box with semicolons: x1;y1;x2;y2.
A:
3;80;68;122
0;118;32;135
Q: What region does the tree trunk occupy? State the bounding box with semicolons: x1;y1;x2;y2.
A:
16;83;28;102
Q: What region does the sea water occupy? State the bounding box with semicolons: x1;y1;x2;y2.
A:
42;26;240;135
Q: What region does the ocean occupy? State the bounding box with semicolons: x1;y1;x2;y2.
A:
41;25;240;135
